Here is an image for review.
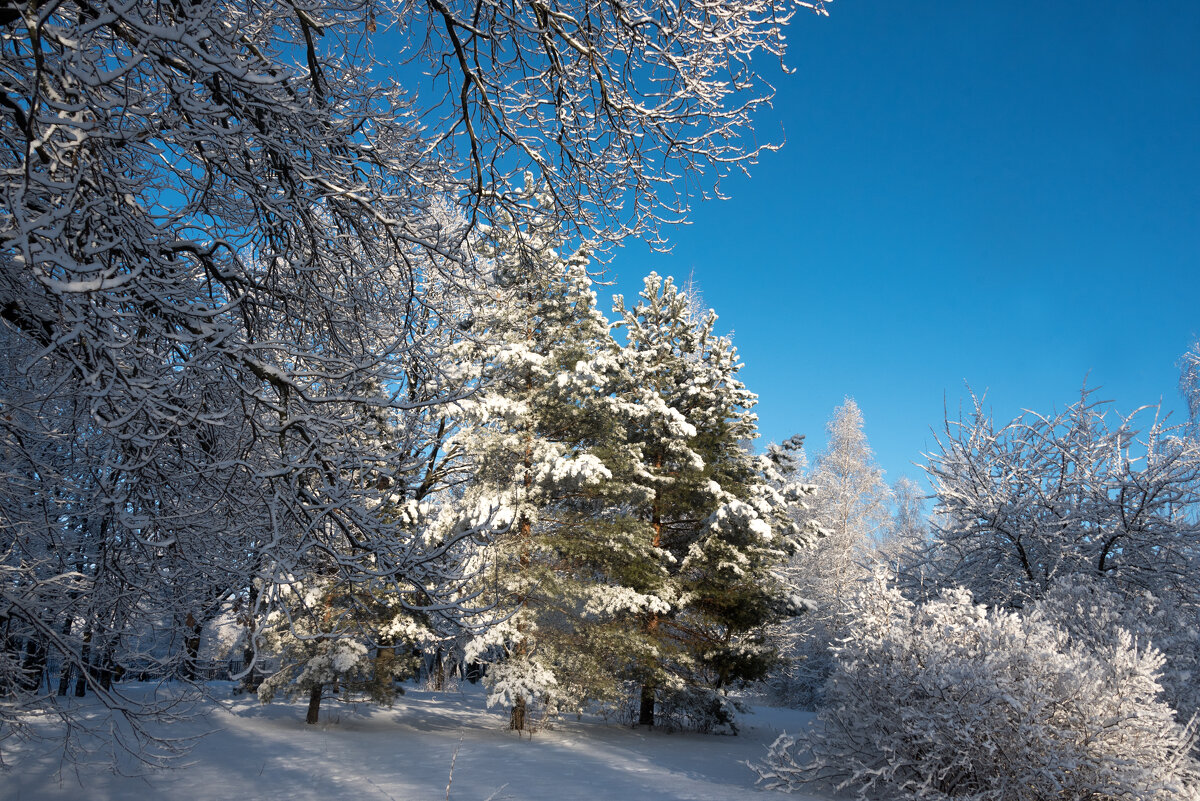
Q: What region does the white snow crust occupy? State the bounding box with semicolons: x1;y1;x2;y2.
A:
4;683;830;801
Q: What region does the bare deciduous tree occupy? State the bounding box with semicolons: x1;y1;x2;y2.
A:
922;389;1200;608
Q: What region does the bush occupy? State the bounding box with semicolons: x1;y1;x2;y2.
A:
1036;575;1200;725
754;573;1200;800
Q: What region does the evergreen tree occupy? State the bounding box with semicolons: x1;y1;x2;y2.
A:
256;573;434;725
455;264;799;732
613;273;798;730
453;205;640;730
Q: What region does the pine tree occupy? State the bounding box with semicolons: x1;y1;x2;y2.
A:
454;265;798;732
452;204;640;730
613;273;798;730
255;572;435;725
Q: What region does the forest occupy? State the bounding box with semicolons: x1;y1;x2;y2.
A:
3;0;1200;799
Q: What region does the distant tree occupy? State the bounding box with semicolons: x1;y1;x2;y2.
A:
768;398;890;707
1181;339;1200;437
808;398;893;571
879;476;929;589
888;477;928;544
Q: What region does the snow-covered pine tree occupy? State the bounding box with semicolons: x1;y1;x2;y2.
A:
255;572;436;724
613;273;798;730
450;202;642;730
253;373;454;725
250;221;489;721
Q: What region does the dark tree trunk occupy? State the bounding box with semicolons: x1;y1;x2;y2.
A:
20;637;47;693
638;483;662;730
638;684;655;728
237;557;264;694
509;695;527;731
433;645;445;691
305;684;323;725
98;648;120;690
240;644;259;692
75;627;92;697
57;663;73;696
181;613;203;681
57;617;74;696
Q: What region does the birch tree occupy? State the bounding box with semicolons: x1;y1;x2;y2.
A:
1181;339;1200;438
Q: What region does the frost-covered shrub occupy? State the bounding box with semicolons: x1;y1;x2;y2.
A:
1036;575;1200;724
653;684;744;734
754;573;1200;800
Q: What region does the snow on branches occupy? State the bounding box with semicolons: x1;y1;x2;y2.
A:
923;388;1200;608
754;572;1200;801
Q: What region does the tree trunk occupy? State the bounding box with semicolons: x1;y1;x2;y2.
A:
239;562;262;694
638;484;661;729
305;684;323;725
20;637;47;693
98;648;118;690
56;616;74;696
57;663;73;696
181;613;203;681
510;695;527;731
433;645;445;691
638;684;655;728
75;626;92;697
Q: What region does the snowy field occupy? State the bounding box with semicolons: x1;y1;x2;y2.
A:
3;684;828;801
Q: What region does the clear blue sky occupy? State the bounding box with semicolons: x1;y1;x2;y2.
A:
612;1;1200;491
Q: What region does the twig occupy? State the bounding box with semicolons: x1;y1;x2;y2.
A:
445;733;465;801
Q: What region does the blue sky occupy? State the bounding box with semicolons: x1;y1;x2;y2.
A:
612;1;1200;490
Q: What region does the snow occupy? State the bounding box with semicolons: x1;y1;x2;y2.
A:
3;684;830;801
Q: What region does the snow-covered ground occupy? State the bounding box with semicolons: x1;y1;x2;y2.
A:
3;684;829;801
